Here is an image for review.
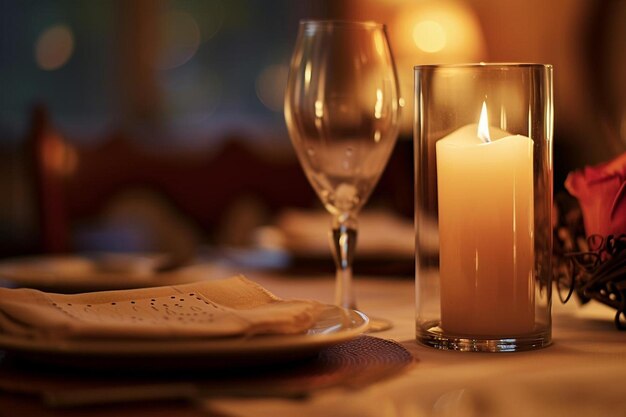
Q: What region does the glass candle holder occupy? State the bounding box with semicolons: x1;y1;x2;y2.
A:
414;64;553;352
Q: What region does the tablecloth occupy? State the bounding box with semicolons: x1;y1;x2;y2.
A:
208;272;626;417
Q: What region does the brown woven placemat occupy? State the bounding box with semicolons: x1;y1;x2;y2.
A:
0;336;415;408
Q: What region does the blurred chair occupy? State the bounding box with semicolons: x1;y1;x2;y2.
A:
27;105;318;255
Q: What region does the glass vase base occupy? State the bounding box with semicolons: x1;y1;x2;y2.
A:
417;321;551;352
366;316;393;333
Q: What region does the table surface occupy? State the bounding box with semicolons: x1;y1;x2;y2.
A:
208;271;626;417
2;269;626;417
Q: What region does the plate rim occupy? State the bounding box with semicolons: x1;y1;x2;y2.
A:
0;308;369;357
0;255;160;289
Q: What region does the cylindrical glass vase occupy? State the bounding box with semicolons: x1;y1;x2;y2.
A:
414;64;553;352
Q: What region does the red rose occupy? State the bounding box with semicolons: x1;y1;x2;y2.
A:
565;152;626;237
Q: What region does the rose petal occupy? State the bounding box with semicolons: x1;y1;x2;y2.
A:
610;181;626;236
582;153;626;183
565;170;584;197
565;152;626;237
603;152;626;178
565;168;624;237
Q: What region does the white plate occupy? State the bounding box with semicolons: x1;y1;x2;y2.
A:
0;306;369;367
255;209;417;258
0;255;203;292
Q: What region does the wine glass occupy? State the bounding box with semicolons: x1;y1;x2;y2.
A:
284;20;400;331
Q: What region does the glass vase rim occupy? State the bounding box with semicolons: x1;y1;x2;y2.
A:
299;19;385;30
414;63;553;70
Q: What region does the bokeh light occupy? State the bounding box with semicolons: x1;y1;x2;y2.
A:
413;20;446;53
394;0;484;61
34;24;74;70
392;0;486;133
199;0;224;41
157;10;201;70
255;64;289;112
164;69;222;127
42;132;79;177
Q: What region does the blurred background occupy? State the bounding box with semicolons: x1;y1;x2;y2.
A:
0;0;624;261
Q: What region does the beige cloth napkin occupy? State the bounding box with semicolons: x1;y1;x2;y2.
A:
0;275;325;340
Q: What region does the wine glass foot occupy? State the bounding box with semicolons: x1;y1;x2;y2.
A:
366;316;393;333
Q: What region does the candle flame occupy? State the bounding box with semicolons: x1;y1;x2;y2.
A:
477;101;491;143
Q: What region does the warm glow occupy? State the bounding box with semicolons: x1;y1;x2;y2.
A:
374;88;383;119
42;133;78;177
500;105;508;131
304;61;312;88
528;106;533;139
35;25;74;70
315;100;324;118
412;20;446;53
478;101;491;143
373;30;385;56
392;0;486;135
394;1;485;61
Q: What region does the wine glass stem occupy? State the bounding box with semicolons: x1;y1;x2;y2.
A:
330;215;357;310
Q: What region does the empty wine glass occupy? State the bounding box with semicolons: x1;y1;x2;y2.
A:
284;20;400;331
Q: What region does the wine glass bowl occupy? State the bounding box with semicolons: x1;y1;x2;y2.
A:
285;20;400;331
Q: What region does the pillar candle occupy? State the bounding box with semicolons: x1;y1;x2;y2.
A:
436;111;535;336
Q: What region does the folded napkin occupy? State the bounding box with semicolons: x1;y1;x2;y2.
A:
0;275;325;340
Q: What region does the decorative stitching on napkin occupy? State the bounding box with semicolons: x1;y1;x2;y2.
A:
0;275;325;340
